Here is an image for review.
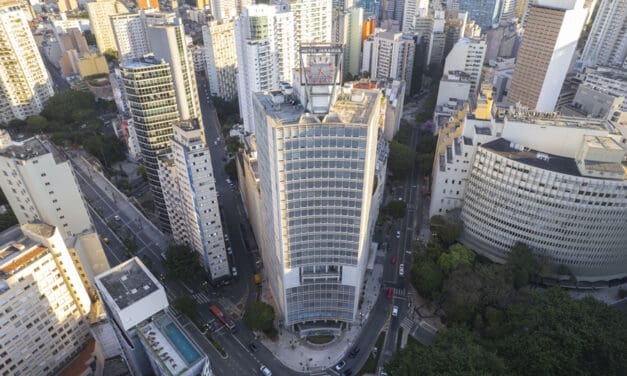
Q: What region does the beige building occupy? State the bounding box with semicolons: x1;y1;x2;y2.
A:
57;0;78;13
508;0;587;111
202;19;238;100
0;223;93;375
87;0;128;54
77;53;109;78
0;4;54;123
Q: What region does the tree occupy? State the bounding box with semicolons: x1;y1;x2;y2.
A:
164;244;204;282
243;301;275;332
388;141;415;178
385;327;507;376
25;115;48;133
42;90;96;123
172;296;198;319
507;242;539;288
381;200;407;219
224;158;237;179
103;49;119;64
394;121;412;145
442;265;483;324
225;136;242;154
411;254;444;299
430;215;462;246
438;243;475;275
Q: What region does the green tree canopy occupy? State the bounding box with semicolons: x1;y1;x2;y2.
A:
438;243;475;274
42;90;97;123
430;215;462;246
164;244;204;282
25;115;49;133
243;301;275;333
224;158;237;179
381;200;407;219
507;242;539;288
411;254;444;300
388;141;415;177
172;296;198;319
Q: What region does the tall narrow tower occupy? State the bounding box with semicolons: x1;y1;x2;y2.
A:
581;0;627;68
508;0;587;111
0;4;54;123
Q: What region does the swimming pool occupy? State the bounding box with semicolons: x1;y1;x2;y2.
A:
164;322;201;364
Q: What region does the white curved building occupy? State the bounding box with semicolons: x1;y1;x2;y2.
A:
461;137;627;282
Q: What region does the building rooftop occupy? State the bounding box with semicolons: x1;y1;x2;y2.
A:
121;54;168;69
501;106;611;131
482;138;584;177
0;137;50;161
97;258;159;310
138;312;205;375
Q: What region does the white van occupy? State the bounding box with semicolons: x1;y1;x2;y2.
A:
260;365;272;376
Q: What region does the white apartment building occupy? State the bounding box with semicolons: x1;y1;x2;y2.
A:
362;31;415;94
402;0;430;33
333;6;364;77
0;134;111;292
508;0;588;111
235;3;295;132
429;93;627;282
0;223;92;376
110;10;175;63
290;0;333;49
202;19;238;100
86;0;128;54
121;56;180;231
158;120;229;280
253;49;384;331
442;37;486;95
0;5;54;123
95;257;209;376
580;0;627;68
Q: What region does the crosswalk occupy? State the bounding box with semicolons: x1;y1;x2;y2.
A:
401;316;415;332
193;292;211;304
392;287;406;297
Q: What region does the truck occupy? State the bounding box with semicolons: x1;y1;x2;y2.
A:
209;304;236;331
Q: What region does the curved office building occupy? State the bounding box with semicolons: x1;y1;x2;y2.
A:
461;138;627;282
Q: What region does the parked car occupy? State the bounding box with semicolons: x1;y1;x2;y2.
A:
231;267;238;277
260;365;272;376
392;305;399;317
399;263;405;277
348;346;360;358
334;360;346;371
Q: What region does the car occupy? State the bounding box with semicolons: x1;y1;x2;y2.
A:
395;230;401;239
392;305;399;317
399;263;405;277
231;267;238;277
224;234;229;241
334;360;346;371
391;256;397;265
398;197;403;201
102;237;110;244
227;247;232;255
348;346;360;358
386;287;393;299
114;215;121;221
341;370;353;376
248;342;259;352
226;178;232;184
260;365;272;376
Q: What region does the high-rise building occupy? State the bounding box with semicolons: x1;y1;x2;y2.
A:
580;0;627;68
147;19;202;124
86;0;128;54
110;11;175;63
444;11;468;57
253;46;384;331
0;223;93;375
402;0;430;33
426;11;447;66
289;0;333;55
0;134;111;291
121;56;180;231
508;0;587;111
58;0;78;13
442;37;486;95
458;0;503;30
572;65;627;123
138;0;159;9
429;98;627;282
362;31;416;93
333;6;364;77
0;4;54;123
158;120;230;280
203;19;238;100
209;0;252;22
235;3;295;132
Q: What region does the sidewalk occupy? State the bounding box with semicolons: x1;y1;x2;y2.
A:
258;252;385;372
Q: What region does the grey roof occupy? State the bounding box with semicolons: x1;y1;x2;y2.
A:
481;138;582;177
98;258;158;310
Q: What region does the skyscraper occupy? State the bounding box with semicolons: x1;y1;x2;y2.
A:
442;37;486;95
402;0;430;33
458;0;503;30
0;4;54;123
86;0;128;54
0;223;93;375
120;56;180;231
235;3;295;132
362;31;416;93
508;0;587;111
158;120;230;280
110;10;175;63
581;0;627;68
203;19;238;100
253;46;383;331
290;0;333;48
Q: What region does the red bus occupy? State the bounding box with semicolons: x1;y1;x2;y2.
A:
209;304;235;330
